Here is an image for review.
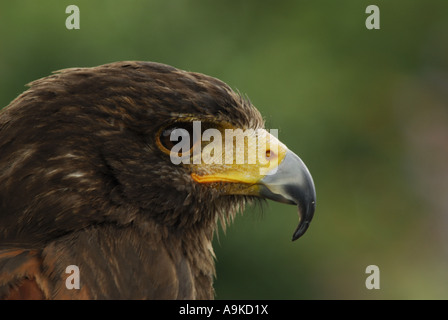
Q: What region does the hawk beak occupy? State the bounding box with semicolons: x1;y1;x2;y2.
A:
259;150;316;241
190;128;316;241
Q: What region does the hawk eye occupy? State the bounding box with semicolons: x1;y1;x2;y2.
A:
158;122;196;155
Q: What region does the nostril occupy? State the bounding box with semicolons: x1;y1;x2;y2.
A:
265;149;276;159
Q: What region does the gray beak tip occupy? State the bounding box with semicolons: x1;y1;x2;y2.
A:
292;200;316;241
260;150;316;241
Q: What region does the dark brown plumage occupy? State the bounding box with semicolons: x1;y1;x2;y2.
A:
0;61;316;299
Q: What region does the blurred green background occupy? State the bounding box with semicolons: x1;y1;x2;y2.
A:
1;0;448;299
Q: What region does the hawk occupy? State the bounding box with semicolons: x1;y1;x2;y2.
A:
0;61;316;299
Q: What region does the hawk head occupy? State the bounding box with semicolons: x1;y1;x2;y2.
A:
0;61;315;299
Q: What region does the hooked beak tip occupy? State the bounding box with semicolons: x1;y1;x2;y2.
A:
259;150;316;241
292;200;316;241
